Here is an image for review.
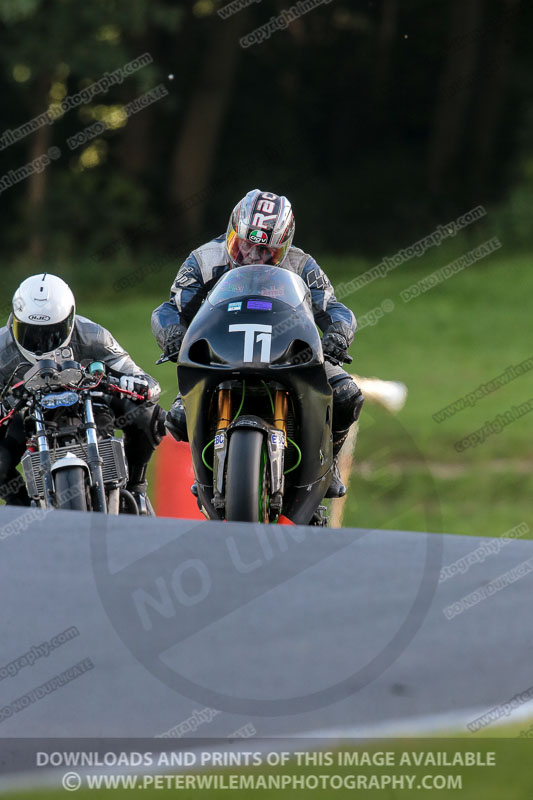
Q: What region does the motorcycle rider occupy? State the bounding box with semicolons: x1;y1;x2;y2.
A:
151;189;363;497
0;274;166;513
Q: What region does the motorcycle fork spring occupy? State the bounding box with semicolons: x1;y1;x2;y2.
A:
273;390;288;441
217;388;232;430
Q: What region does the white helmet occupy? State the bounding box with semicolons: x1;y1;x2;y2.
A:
11;274;76;364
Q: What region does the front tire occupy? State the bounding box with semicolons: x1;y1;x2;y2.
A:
225;429;268;522
54;467;88;511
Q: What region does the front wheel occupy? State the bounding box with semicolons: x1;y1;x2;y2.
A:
225;429;269;522
54;467;88;511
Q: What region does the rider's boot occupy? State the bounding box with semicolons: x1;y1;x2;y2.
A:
325;429;350;499
126;463;154;516
165;395;188;442
166;395;199;497
326;458;346;498
0;446;12;491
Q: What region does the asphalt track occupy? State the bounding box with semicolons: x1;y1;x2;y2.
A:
0;507;532;750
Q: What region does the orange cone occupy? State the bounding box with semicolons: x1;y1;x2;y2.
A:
155;437;204;519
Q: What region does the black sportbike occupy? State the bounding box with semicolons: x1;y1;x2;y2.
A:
161;265;351;526
0;353;142;513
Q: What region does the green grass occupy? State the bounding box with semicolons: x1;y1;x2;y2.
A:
323;249;533;465
323;242;532;536
3;239;531;536
344;463;533;537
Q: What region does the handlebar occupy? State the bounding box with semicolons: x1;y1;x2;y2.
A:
71;373;146;401
324;352;353;366
156;352;179;366
6;363;147;405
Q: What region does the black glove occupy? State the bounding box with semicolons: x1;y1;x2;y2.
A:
322;321;354;365
160;324;186;363
322;332;349;365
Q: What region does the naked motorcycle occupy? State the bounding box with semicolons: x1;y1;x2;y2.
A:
1;353;141;513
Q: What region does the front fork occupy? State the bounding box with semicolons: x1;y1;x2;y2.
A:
212;388;232;511
33;395;107;512
84;395;107;512
212;384;289;519
34;405;55;509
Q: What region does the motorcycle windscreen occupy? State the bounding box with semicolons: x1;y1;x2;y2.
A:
207;265;310;309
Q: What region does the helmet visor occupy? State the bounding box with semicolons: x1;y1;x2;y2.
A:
227;230;289;267
12;308;75;356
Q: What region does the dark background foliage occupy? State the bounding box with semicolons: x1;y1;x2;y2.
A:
0;0;531;269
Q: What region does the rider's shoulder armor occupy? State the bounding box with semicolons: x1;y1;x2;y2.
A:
0;323;23;389
71;315;141;377
190;235;228;284
283;246;313;276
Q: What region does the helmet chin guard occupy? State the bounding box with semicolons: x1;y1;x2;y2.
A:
11;274;76;364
